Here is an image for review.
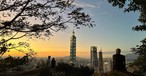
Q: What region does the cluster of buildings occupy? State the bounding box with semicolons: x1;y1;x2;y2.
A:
69;31;113;73
89;46;113;73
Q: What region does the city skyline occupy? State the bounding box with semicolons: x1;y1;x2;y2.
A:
2;0;146;58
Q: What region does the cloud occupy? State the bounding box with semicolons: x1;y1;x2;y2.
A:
73;2;100;9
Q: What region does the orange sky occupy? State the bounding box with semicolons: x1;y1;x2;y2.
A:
3;31;114;58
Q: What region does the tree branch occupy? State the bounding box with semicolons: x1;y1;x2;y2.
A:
0;0;18;11
0;32;18;44
12;33;28;40
0;32;27;44
10;0;31;23
0;0;31;30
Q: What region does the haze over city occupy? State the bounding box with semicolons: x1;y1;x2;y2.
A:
3;0;146;58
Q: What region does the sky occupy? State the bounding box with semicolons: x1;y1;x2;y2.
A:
2;0;146;58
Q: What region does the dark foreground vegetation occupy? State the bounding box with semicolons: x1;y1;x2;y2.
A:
92;71;137;76
38;62;94;76
0;62;94;76
0;55;29;72
0;59;143;76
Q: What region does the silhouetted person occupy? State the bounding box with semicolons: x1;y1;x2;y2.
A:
51;58;56;76
39;56;52;76
113;48;126;72
47;56;51;69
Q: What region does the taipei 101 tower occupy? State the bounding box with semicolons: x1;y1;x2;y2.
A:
70;30;76;64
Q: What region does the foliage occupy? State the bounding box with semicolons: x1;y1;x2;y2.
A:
0;0;94;56
130;38;146;76
55;62;94;76
39;67;53;76
0;39;36;58
36;59;47;69
0;55;30;72
0;0;94;40
107;0;146;75
107;0;146;31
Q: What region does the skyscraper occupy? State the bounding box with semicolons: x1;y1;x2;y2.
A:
90;46;98;70
70;30;76;64
99;49;104;73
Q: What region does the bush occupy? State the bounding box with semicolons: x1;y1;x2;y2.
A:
55;62;94;76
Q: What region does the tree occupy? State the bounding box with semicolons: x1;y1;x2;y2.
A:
107;0;146;31
107;0;146;74
107;0;146;75
0;0;94;56
130;38;146;76
0;55;30;72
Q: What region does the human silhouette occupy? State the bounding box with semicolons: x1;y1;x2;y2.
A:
113;48;126;72
47;56;51;69
51;58;56;76
39;56;52;76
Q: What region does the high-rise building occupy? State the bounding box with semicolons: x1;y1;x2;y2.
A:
70;30;76;64
99;49;104;73
103;58;112;72
90;46;98;70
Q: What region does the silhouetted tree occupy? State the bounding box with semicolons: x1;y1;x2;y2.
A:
0;40;36;58
0;0;95;57
107;0;146;31
107;0;146;75
0;55;30;72
130;38;146;76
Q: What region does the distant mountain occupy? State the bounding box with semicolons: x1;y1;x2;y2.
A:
125;53;138;61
